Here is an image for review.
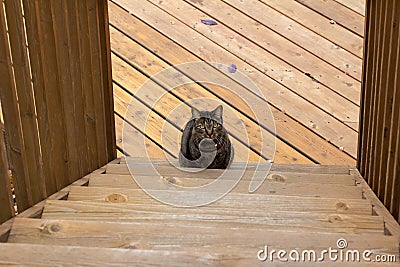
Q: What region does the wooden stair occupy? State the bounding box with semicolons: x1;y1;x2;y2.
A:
1;157;399;266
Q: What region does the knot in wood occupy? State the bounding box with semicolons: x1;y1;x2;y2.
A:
267;174;286;183
328;214;343;223
163;176;182;186
105;193;128;203
41;222;62;234
335;201;349;211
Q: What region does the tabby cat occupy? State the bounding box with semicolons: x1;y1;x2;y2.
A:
179;105;233;169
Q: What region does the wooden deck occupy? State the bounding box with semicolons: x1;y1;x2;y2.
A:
1;157;398;265
109;0;365;166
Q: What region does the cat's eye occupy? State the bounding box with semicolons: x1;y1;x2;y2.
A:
196;125;204;129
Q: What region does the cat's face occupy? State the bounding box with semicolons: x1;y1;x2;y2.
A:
193;117;223;139
190;105;224;140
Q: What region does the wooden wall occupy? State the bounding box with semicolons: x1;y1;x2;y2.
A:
0;0;115;220
359;0;400;222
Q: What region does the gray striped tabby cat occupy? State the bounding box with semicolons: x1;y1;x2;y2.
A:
179;105;233;169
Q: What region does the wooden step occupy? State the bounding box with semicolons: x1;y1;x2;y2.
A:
88;172;356;188
86;173;362;199
41;200;383;235
8;218;397;256
108;160;353;174
68;186;372;215
0;242;390;266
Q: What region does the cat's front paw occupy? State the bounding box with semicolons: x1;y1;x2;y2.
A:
198;138;217;153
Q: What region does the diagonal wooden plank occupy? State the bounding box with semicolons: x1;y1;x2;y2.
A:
150;0;360;118
333;0;365;16
109;1;356;165
221;0;362;81
114;113;169;159
296;0;365;36
110;0;358;158
110;26;311;164
184;0;362;98
259;0;363;58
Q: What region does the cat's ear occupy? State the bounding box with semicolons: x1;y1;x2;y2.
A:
191;107;201;119
212;105;223;123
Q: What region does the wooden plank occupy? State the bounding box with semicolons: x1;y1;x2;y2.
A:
333;0;365;16
0;173;89;242
50;0;81;184
0;123;14;224
98;0;117;163
150;0;360;119
388;18;400;219
87;0;108;167
9;218;398;256
351;168;400;239
375;0;397;200
296;0;365;37
368;0;385;192
69;186;371;215
4;0;45;203
42;200;383;235
31;0;70;194
89;171;356;186
382;0;400;207
77;0;99;172
110;27;311;164
186;0;362;99
113;83;183;158
259;0;363;58
105;161;352;175
0;1;32;211
223;0;362;81
63;0;90;176
113;72;266;163
364;0;382;188
114;113;169;159
0;243;246;267
109;1;356;166
89;172;362;199
111;0;359;158
358;0;375;181
0;242;394;267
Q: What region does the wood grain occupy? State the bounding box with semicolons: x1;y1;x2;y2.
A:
42;200;382;235
111;0;359;158
108;1;356;166
9;218;397;255
0;122;14;224
69;186;371;215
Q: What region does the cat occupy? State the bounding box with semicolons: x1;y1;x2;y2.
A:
179;105;233;169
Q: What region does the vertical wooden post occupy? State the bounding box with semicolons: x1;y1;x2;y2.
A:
0;123;14;224
0;0;115;215
0;1;33;212
359;0;400;222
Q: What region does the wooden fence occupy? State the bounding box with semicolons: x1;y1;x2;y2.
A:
0;0;115;223
359;0;400;222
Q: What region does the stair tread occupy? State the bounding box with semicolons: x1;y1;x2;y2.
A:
0;242;389;266
8;218;397;255
68;186;372;215
41;199;384;235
